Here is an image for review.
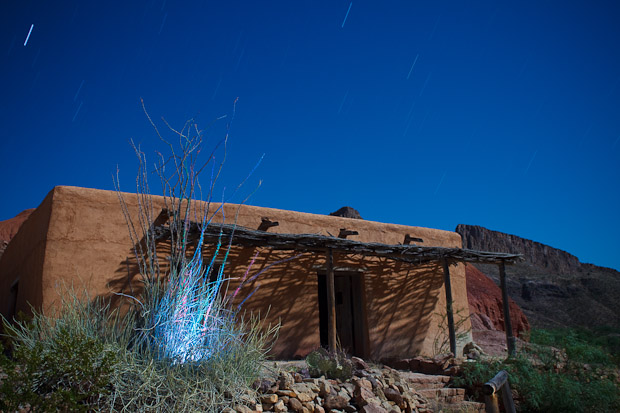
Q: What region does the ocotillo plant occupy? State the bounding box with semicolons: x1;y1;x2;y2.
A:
115;99;262;364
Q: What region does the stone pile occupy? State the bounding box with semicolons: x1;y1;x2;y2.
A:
223;357;432;413
382;353;460;376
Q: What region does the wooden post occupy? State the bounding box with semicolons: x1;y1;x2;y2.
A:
484;370;516;413
499;261;516;357
442;259;457;356
326;248;337;353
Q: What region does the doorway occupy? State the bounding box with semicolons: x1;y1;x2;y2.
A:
317;271;367;357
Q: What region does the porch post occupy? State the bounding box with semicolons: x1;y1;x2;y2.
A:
499;260;516;356
442;259;457;356
326;248;337;352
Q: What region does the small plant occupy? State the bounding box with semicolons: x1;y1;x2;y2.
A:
433;303;471;356
305;347;353;381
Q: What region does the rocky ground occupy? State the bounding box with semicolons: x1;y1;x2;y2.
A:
233;355;486;413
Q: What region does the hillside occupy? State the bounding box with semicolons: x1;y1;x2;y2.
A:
0;209;34;262
456;224;620;330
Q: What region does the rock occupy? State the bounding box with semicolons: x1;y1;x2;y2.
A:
273;399;286;412
351;356;369;370
253;378;276;393
341;383;355;398
383;388;403;406
279;371;295;390
277;389;297;398
354;385;377;407
431;353;453;371
328;206;363;220
382;358;412;371
302;400;316;412
353;378;373;391
0;209;34;262
315;406;326;413
297;391;315;403
260;394;278;404
288;397;304;412
456;224;581;275
360;404;388;413
324;395;349;411
465;263;530;336
0;209;34;242
234;405;253;413
319;380;331;397
368;376;383;390
463;341;484;355
411;356;443;375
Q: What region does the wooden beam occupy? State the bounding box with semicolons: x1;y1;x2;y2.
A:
154;221;524;265
257;217;279;232
404;234;424;245
442;259;457;356
326;248;337;353
499;261;516;357
338;228;359;239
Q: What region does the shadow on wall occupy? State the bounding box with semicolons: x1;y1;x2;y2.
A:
361;259;444;359
101;230;446;360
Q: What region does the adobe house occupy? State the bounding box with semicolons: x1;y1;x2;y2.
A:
0;186;521;360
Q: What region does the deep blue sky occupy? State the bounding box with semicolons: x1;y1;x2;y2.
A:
1;1;619;270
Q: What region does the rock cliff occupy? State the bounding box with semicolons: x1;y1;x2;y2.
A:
465;263;530;337
0;209;34;261
456;224;581;274
456;224;620;330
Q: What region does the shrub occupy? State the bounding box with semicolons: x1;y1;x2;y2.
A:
453;327;620;412
530;327;619;366
0;294;119;412
106;102;278;410
306;347;353;381
107;308;279;411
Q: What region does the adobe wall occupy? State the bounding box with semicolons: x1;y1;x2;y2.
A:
0;192;53;319
0;186;472;358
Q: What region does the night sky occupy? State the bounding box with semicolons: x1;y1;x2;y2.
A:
1;1;619;270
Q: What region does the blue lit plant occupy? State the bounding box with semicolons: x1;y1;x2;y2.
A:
117;98;274;362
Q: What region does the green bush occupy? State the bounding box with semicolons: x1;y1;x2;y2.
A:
530;327;619;366
453;327;620;413
0;298;119;412
306;347;353;381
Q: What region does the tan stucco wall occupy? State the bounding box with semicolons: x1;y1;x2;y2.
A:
0;186;472;358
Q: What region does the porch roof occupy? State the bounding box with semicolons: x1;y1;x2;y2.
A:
155;221;523;265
